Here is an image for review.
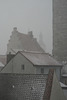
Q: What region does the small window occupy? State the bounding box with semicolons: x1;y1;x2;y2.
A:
41;68;44;74
65;80;67;85
21;64;25;70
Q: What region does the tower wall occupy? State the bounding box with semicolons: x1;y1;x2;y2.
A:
53;0;67;62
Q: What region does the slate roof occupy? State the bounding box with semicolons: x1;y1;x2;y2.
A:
0;74;47;100
0;69;66;100
43;69;66;100
20;51;61;66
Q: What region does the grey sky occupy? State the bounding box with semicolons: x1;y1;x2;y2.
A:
0;0;52;55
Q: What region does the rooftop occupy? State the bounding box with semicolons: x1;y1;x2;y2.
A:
0;73;47;100
20;51;62;66
60;82;67;88
62;74;67;77
0;62;4;67
0;69;66;100
7;28;45;54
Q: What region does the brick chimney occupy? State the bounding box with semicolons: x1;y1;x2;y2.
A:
28;31;33;38
13;27;17;31
7;52;15;63
12;27;18;34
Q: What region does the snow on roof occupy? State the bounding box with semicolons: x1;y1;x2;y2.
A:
20;51;62;66
60;82;67;88
62;74;67;77
11;49;23;54
0;62;4;67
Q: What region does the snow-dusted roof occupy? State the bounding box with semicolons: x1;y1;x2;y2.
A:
62;74;67;77
60;82;67;88
0;62;4;67
20;51;62;66
0;74;47;100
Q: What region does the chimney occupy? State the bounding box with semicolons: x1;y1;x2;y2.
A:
13;27;17;31
12;27;18;34
7;52;15;63
28;31;33;38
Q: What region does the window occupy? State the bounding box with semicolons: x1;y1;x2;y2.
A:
21;64;25;70
65;80;67;85
41;68;44;74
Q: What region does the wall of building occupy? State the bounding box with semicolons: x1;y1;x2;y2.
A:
1;52;61;81
1;53;36;74
7;31;23;54
1;52;61;80
63;89;67;99
53;0;67;62
35;66;61;80
1;59;14;73
7;28;44;54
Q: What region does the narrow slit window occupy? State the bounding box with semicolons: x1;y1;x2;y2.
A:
21;64;25;70
41;68;44;74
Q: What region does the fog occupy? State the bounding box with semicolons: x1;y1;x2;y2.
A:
0;0;52;55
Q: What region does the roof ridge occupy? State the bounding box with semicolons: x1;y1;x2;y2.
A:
17;32;27;36
20;50;46;54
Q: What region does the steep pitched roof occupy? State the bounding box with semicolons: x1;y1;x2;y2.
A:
43;69;54;100
43;69;66;100
60;82;67;89
0;74;47;100
20;51;61;66
0;69;66;100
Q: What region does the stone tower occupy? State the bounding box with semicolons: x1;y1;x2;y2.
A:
53;0;67;62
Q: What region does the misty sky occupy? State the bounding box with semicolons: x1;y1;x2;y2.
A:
0;0;52;55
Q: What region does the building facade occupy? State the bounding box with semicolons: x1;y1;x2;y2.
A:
1;51;62;80
7;27;44;54
53;0;67;62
